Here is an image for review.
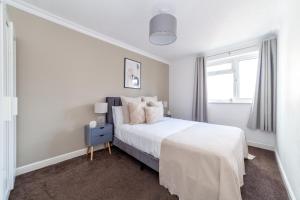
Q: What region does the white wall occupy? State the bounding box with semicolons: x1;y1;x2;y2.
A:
276;0;300;199
169;56;195;120
169;57;275;150
208;103;275;149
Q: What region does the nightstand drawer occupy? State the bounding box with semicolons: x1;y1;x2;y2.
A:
91;125;112;135
91;132;112;145
84;124;113;146
84;123;113;160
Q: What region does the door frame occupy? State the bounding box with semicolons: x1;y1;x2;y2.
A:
0;1;7;199
0;2;17;199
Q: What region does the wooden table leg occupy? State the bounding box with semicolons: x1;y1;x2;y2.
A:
108;142;111;155
87;146;90;155
90;146;94;161
87;146;90;160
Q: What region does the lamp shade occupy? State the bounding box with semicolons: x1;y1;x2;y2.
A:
94;102;108;114
149;13;177;45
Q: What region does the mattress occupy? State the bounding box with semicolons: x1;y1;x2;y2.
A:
115;117;198;158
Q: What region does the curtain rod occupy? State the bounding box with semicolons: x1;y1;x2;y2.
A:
206;44;258;58
206;34;277;59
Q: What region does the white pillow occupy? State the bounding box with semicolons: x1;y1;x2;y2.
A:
120;96;142;105
142;96;158;103
112;106;124;127
122;105;130;124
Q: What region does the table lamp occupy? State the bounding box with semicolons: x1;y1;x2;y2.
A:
163;101;168;114
94;102;108;125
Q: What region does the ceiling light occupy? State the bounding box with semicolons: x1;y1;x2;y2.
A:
149;13;177;45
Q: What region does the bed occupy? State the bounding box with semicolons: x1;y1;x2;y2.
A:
106;97;248;200
106;97;160;171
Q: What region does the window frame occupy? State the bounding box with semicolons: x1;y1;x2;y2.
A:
206;53;258;104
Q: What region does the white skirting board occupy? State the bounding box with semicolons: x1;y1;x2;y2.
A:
16;145;105;176
17;141;274;176
248;140;296;199
247;141;275;151
275;151;296;200
16;141;295;200
4;188;10;200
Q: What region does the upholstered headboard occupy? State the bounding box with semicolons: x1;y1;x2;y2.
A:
106;97;122;124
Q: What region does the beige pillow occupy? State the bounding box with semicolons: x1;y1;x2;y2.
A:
120;96;142;124
142;96;158;103
144;106;164;124
128;102;146;124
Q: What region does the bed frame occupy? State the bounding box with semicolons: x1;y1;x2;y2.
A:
106;97;159;172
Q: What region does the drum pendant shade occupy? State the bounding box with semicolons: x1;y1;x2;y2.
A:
149;13;177;45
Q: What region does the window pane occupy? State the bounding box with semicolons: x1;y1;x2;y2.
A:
207;73;234;100
207;63;232;73
239;59;258;99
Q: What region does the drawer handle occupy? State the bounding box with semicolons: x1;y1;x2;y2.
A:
99;127;104;129
99;134;104;137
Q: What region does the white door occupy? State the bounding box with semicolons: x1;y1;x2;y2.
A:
5;18;17;193
0;2;17;200
0;3;5;199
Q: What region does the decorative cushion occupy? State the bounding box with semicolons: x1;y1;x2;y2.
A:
142;96;158;103
144;106;164;124
128;102;147;124
120;96;142;124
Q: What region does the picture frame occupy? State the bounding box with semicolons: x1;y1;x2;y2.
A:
124;58;141;89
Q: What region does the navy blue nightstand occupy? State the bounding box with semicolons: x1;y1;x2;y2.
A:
84;123;113;160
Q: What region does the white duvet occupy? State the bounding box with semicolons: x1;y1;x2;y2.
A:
115;117;248;200
115;117;198;158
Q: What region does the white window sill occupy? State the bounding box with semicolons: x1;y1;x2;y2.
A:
208;100;252;104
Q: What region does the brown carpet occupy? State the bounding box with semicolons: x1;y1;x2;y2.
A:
10;147;288;200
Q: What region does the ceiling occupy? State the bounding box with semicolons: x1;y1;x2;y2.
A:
15;0;279;62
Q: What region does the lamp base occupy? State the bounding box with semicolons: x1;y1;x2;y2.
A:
96;115;106;125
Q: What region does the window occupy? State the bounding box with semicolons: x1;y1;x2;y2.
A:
207;51;258;103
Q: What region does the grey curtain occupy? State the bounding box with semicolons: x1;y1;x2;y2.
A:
248;38;277;132
192;57;208;122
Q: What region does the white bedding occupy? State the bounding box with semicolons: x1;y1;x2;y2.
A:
115;117;198;158
115;116;248;200
115;117;247;159
159;123;247;200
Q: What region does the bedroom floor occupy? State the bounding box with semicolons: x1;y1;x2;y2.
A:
9;147;288;200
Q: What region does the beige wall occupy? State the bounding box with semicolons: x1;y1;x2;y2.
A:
8;7;169;167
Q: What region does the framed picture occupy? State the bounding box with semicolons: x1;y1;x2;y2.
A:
124;58;141;89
